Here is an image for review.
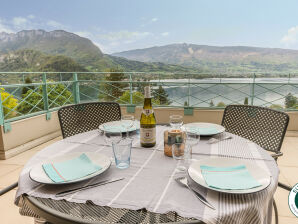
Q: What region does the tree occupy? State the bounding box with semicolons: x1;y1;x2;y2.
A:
99;68;126;101
244;97;249;105
269;104;283;110
118;90;160;105
22;77;34;95
216;102;226;107
209;100;214;107
0;87;18;118
285;93;297;108
118;91;144;105
17;82;73;114
153;86;171;105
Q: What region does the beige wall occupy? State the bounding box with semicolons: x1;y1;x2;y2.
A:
0;107;297;159
0;112;61;159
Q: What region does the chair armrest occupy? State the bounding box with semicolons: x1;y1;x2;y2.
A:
270;151;283;159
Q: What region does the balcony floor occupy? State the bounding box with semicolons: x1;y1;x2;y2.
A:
0;136;297;224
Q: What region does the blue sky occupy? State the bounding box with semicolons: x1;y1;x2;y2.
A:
0;0;298;53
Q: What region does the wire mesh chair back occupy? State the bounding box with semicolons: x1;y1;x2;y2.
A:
221;105;289;153
58;102;121;138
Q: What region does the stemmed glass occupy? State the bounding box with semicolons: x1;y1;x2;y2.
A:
103;123;123;145
121;115;136;140
169;115;183;130
172;126;200;172
184;127;200;161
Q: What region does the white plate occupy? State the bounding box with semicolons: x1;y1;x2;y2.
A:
99;120;140;133
188;157;271;194
183;122;225;136
29;152;111;185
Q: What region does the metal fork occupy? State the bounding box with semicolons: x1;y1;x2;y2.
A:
207;135;232;144
175;177;216;210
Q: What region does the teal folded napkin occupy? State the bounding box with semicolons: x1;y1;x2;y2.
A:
42;153;102;183
188;127;218;135
200;165;261;190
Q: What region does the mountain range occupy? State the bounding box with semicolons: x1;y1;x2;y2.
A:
1;29;298;73
113;43;298;73
0;30;196;73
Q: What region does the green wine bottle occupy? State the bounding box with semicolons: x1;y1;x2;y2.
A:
140;86;156;148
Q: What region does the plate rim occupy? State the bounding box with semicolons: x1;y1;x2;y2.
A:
188;157;272;194
29;152;111;185
183;122;225;136
99;120;140;133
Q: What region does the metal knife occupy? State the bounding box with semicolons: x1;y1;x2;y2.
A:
175;177;216;210
56;177;125;197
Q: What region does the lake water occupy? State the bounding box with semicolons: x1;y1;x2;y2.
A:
150;78;298;107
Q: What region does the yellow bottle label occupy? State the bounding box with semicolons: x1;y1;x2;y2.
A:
140;127;156;143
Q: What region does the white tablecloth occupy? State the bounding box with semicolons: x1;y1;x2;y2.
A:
15;126;278;224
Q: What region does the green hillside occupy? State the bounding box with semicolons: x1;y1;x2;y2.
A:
0;30;199;73
113;43;298;73
0;49;87;72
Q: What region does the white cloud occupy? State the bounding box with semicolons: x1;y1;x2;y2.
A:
74;31;92;38
47;20;64;29
27;15;35;19
161;32;169;36
12;17;28;28
0;19;14;33
281;26;298;46
98;30;152;42
151;18;158;22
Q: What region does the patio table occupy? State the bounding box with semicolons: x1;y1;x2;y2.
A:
15;125;278;224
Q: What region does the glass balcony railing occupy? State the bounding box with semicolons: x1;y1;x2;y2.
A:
0;72;297;132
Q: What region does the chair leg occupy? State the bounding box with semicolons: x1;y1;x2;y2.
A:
273;199;278;224
278;182;292;191
0;182;18;196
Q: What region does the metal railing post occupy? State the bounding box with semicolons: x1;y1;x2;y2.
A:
187;76;190;107
42;73;51;120
250;73;256;105
127;73;135;113
184;74;193;115
73;73;80;104
129;73;133;105
0;89;11;132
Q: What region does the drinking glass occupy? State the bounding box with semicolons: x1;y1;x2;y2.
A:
183;126;200;162
112;138;132;169
121;115;135;132
172;142;189;172
103;123;123;145
169;115;183;130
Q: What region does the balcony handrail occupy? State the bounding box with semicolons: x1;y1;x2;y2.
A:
0;72;297;132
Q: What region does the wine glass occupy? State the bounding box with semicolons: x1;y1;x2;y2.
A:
121;115;136;140
172;142;188;172
183;126;200;162
103;123;123;145
169;115;183;130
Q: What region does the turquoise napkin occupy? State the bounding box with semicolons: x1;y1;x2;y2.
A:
42;153;102;183
200;165;261;190
188;127;218;135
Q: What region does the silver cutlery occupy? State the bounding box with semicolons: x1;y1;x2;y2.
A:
175;177;216;210
56;177;125;197
207;135;232;144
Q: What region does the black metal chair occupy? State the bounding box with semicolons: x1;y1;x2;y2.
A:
58;102;122;138
221;105;291;224
22;196;202;224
